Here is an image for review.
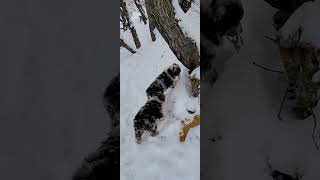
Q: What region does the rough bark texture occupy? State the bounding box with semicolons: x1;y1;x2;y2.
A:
146;8;156;41
120;0;141;49
190;75;200;97
120;7;128;30
120;39;136;54
134;0;148;24
145;0;200;71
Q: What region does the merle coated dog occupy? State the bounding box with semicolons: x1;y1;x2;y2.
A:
134;92;165;144
145;63;181;99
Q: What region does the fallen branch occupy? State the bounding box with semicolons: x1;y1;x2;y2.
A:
179;115;200;142
252;61;284;74
120;39;136;54
311;110;319;150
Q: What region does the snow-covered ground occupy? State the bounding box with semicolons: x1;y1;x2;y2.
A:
120;1;200;180
202;0;320;179
121;0;320;179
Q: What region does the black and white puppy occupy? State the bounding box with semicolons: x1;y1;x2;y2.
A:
145;63;181;99
134;92;165;144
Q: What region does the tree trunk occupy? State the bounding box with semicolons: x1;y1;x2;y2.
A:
134;0;148;24
120;0;141;49
146;8;156;42
120;7;128;31
120;39;136;54
145;0;200;71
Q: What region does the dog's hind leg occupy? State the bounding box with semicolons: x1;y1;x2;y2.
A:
135;129;144;144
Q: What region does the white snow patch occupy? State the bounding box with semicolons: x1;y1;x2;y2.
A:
201;0;320;179
172;0;200;50
120;4;199;180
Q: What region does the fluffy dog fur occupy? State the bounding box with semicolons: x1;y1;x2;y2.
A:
146;63;181;99
134;92;165;144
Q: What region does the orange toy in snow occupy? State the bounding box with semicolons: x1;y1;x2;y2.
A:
179;115;200;142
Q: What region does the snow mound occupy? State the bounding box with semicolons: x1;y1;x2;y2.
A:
190;66;200;79
120;3;199;180
280;1;320;47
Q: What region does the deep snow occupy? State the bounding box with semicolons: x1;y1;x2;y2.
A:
121;0;320;179
201;0;320;179
120;1;200;180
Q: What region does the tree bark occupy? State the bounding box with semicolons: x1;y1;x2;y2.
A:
145;0;200;71
120;0;141;49
134;0;148;24
146;7;156;42
120;39;136;54
120;7;128;30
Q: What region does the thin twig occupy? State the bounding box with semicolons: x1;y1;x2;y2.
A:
278;87;289;121
311;109;319;150
252;61;284;74
226;35;243;53
265;35;278;43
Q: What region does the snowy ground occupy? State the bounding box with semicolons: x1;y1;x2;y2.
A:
202;0;320;179
120;2;200;180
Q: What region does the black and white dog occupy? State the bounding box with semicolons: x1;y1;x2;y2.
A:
145;63;181;99
133;63;181;144
134;92;165;144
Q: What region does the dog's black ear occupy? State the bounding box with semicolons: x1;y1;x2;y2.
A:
175;65;181;75
167;68;175;78
168;64;181;77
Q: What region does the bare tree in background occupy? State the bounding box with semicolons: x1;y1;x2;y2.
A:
145;0;199;71
120;0;141;49
120;39;136;54
146;7;157;42
120;7;128;31
134;0;148;24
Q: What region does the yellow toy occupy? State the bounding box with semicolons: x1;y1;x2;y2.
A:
179;115;200;142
